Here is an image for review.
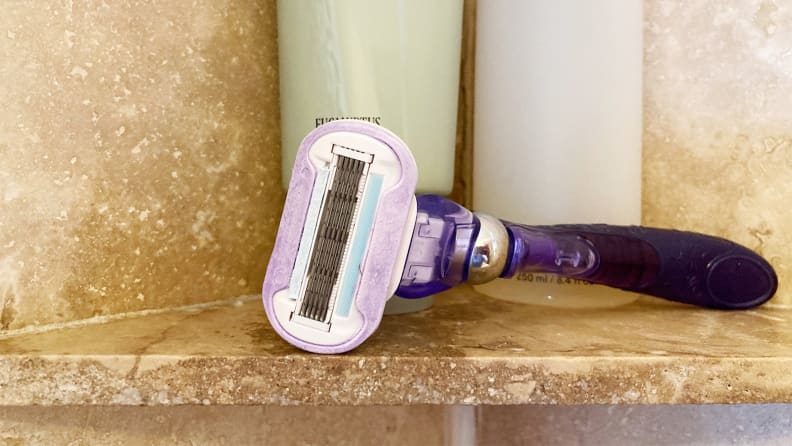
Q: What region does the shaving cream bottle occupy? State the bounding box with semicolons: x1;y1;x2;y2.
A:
473;1;643;308
278;0;464;313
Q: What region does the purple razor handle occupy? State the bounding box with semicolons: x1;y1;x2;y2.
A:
397;195;778;309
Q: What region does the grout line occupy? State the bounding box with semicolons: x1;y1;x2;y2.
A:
0;294;260;340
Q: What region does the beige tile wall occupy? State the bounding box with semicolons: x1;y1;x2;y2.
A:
4;404;790;445
643;0;791;304
0;0;789;333
0;1;283;331
0;406;445;445
478;405;792;445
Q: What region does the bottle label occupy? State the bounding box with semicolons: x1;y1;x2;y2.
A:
515;272;594;286
315;116;382;127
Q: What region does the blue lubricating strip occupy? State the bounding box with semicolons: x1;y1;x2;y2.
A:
289;168;330;300
335;173;383;317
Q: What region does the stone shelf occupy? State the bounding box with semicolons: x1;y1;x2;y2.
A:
1;286;790;406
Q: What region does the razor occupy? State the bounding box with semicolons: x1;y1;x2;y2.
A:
262;121;778;354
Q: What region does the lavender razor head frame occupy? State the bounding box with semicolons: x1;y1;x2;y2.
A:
264;121;778;354
262;121;418;354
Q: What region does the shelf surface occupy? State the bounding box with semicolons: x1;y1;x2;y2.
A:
1;286;791;405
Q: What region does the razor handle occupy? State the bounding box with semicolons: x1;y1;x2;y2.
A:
500;223;778;309
396;196;777;309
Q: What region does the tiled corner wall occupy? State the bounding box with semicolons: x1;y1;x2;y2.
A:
1;0;790;328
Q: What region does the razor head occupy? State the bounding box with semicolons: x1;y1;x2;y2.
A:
262;121;418;354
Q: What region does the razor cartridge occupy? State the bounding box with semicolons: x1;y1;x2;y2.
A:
262;120;417;354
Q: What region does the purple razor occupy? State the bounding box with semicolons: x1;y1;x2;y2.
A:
262;121;778;354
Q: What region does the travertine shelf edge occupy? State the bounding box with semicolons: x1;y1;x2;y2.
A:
0;286;790;406
2;355;792;406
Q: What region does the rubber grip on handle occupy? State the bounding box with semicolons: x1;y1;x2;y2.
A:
535;225;778;309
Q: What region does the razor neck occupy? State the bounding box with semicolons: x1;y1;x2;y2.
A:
394;195;479;298
394;195;605;299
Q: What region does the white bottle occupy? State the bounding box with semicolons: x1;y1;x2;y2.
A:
473;0;643;308
278;0;463;195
